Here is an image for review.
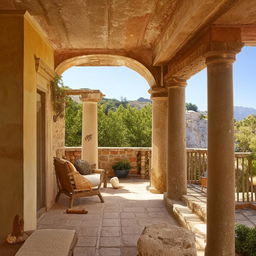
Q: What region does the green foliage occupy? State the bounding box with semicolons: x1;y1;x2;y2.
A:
186;102;198;112
235;115;256;152
65;97;82;146
65;98;152;147
100;98;128;113
98;104;129;147
112;160;131;170
51;75;67;122
235;224;256;256
122;105;152;147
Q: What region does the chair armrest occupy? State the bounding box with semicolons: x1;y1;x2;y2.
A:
92;169;105;174
92;169;106;188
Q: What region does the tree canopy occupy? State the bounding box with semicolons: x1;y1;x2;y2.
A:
65;98;152;147
235;115;256;152
186;102;198;112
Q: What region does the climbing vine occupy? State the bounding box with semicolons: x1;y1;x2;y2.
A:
51;75;67;122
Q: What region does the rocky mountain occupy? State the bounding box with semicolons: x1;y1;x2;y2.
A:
186;111;207;148
234;106;256;121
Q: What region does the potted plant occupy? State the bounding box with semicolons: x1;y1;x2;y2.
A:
112;160;131;178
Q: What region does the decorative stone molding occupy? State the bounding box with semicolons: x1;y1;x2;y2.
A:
165;26;244;81
65;89;105;102
205;50;237;65
80;90;104;103
165;77;187;88
148;86;167;100
35;57;55;81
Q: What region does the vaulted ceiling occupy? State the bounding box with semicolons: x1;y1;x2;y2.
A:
1;0;256;65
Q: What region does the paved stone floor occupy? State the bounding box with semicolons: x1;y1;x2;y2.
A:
188;184;256;227
38;179;178;256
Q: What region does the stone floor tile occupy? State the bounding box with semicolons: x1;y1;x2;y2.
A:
121;247;138;256
120;212;135;219
103;218;120;227
74;247;96;256
134;213;148;218
121;226;140;234
99;248;121;256
122;234;140;246
121;219;137;226
100;237;122;247
101;227;120;236
78;226;99;236
77;236;98;247
81;220;101;227
123;207;145;213
146;207;165;212
104;212;119;219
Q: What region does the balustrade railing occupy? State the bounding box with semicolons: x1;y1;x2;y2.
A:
187;149;256;202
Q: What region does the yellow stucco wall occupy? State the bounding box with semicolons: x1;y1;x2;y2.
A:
0;11;54;242
23;13;54;232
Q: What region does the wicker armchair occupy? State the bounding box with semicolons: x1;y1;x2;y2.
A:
54;157;104;208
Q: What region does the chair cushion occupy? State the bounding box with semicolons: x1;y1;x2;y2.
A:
15;229;77;256
83;174;101;187
74;159;92;175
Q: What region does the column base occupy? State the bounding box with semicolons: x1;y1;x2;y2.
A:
148;186;164;194
163;193;184;214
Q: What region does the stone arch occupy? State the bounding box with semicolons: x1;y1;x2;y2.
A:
55;54;157;87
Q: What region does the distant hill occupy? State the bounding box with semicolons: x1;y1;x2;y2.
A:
68;95;256;121
137;97;151;103
234;106;256;121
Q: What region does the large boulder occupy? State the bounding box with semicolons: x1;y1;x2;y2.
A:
137;224;197;256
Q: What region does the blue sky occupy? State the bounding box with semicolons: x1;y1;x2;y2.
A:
62;46;256;111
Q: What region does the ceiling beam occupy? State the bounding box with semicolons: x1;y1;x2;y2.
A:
153;0;239;65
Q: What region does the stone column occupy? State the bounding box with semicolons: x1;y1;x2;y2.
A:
205;51;239;256
80;90;103;168
149;87;168;193
166;78;187;200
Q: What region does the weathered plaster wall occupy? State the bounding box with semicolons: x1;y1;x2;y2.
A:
0;13;24;243
23;14;54;230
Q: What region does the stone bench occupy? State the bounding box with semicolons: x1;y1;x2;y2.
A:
15;229;77;256
137;224;197;256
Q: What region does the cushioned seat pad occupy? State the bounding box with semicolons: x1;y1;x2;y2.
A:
15;229;76;256
83;174;101;187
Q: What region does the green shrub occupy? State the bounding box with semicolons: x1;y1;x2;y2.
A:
112;160;131;170
235;224;256;256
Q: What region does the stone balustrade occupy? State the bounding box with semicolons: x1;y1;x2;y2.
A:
65;147;151;178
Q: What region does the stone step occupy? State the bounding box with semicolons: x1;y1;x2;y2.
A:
173;203;206;252
182;195;207;222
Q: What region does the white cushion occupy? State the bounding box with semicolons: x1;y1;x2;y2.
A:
15;229;76;256
83;173;101;187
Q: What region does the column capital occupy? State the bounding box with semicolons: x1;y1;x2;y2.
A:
205;50;237;66
205;41;243;66
148;86;168;100
165;77;187;88
80;90;104;103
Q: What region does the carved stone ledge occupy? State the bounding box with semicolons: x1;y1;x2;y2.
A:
148;86;168;100
164;77;187;88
